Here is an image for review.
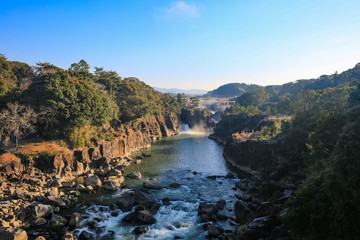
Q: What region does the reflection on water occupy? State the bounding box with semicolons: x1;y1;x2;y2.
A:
124;133;228;177
76;133;240;240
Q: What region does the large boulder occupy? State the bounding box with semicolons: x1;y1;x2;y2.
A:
69;212;81;229
33;218;47;226
0;227;28;240
207;224;224;238
198;203;219;216
234;200;255;224
135;210;156;225
126;171;141;180
117;194;135;212
103;180;120;191
45;196;66;207
85;175;102;187
33;204;53;218
2;158;24;176
50;214;68;231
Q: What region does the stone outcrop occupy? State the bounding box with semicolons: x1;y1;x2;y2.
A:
31;114;179;176
2;158;24;177
209;114;265;144
223;138;305;185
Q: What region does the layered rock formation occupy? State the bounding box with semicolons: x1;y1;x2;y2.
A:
30;114;179;176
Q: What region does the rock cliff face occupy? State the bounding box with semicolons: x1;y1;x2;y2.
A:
180;108;214;130
34;114;179;176
223;138;305;185
209;114;265;144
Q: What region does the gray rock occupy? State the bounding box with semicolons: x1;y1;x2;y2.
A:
216;200;226;209
109;169;122;177
34;217;47;226
0;227;28;240
133;226;149;234
45;196;66;207
143;182;162;190
103;180;119;191
199;203;218;216
135;210;156;224
117;197;135;212
126;171;141;180
207;224;224;238
76;184;93;193
234;200;255;224
85;175;102;187
200;213;210;222
216;212;228;220
69;212;81;229
50;214;68;231
28;177;43;185
33;204;53;218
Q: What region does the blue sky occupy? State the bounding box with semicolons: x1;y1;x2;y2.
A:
1;0;360;90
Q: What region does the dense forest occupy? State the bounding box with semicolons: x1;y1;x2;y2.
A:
0;55;185;148
216;63;360;239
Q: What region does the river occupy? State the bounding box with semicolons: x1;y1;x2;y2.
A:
74;127;240;240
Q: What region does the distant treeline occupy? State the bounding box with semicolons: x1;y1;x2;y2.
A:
204;64;360;99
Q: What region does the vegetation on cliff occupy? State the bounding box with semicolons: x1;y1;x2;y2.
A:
0;55;182;148
284;85;360;239
213;62;360;238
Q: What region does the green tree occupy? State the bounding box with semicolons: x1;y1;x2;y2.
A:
0;55;16;96
25;71;118;130
189;96;199;108
236;88;270;107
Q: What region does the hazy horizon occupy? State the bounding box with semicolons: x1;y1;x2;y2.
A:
2;0;360;90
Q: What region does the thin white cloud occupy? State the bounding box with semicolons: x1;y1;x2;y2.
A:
157;1;200;19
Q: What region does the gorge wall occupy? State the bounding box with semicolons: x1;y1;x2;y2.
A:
180;108;215;131
31;114;180;177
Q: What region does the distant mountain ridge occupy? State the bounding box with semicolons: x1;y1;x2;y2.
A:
154;87;207;96
203;83;262;98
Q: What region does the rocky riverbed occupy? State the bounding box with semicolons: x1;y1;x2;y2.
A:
0;129;295;240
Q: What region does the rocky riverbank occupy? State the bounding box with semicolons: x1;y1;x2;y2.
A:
207;111;306;239
0;114;180;240
217;136;305;239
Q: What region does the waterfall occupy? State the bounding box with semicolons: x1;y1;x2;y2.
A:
181;124;191;132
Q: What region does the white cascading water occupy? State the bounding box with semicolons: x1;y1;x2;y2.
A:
181;124;191;132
